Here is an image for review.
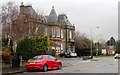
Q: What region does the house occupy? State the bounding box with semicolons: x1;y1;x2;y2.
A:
2;3;76;55
45;6;75;54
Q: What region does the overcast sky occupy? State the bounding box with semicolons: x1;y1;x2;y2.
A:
1;0;120;42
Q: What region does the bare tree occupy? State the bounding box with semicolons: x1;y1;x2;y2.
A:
2;2;46;54
2;2;18;34
74;31;80;39
1;2;19;53
75;31;91;50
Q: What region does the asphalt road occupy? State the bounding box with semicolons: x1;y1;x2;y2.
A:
15;57;118;75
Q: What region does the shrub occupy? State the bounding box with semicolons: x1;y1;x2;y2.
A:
16;36;50;60
2;48;12;64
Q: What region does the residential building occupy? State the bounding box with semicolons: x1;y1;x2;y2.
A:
2;3;76;55
45;6;75;54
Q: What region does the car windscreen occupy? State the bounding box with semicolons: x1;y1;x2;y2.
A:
31;56;43;60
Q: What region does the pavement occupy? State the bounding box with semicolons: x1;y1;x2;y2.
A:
1;61;77;75
2;66;26;75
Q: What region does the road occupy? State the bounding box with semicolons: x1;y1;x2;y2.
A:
15;57;118;75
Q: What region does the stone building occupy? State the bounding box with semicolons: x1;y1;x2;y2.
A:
45;6;75;54
2;3;76;55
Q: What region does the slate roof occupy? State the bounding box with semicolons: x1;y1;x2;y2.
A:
47;6;58;23
46;6;72;26
25;6;35;14
58;14;72;26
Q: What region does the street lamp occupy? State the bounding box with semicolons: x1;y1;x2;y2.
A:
95;27;100;56
90;26;100;58
90;26;93;58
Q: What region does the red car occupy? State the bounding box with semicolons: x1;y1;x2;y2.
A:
26;55;62;72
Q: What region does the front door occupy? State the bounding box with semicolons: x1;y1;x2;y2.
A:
69;44;72;53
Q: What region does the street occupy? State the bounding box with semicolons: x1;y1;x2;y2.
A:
14;56;118;75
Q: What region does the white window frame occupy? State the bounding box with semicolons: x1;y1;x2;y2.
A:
61;43;63;50
70;31;72;39
61;29;64;38
52;27;55;37
56;28;60;37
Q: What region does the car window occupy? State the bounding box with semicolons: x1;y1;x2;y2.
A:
45;55;50;60
48;56;56;60
31;56;43;60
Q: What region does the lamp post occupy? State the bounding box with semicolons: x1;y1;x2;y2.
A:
90;26;100;58
95;26;100;56
90;26;93;58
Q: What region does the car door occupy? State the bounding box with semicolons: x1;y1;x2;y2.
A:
45;56;53;69
49;56;58;68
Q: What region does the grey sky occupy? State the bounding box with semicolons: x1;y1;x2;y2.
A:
1;0;120;42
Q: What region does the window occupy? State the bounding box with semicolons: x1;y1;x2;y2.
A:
61;43;63;50
61;29;64;38
56;47;60;52
52;46;55;49
56;28;60;37
52;27;61;37
52;27;55;37
49;56;56;60
70;31;72;39
45;56;50;60
31;56;43;60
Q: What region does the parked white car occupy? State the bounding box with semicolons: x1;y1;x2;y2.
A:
114;54;120;59
70;52;77;58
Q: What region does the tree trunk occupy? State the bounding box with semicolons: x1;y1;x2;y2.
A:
13;41;17;54
20;56;22;66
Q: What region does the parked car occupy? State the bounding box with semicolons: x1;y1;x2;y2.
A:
26;55;62;72
114;54;120;59
70;52;77;58
59;52;77;58
63;52;77;58
59;51;65;57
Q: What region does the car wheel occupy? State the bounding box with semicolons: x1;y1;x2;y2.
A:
57;63;62;70
43;64;48;72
